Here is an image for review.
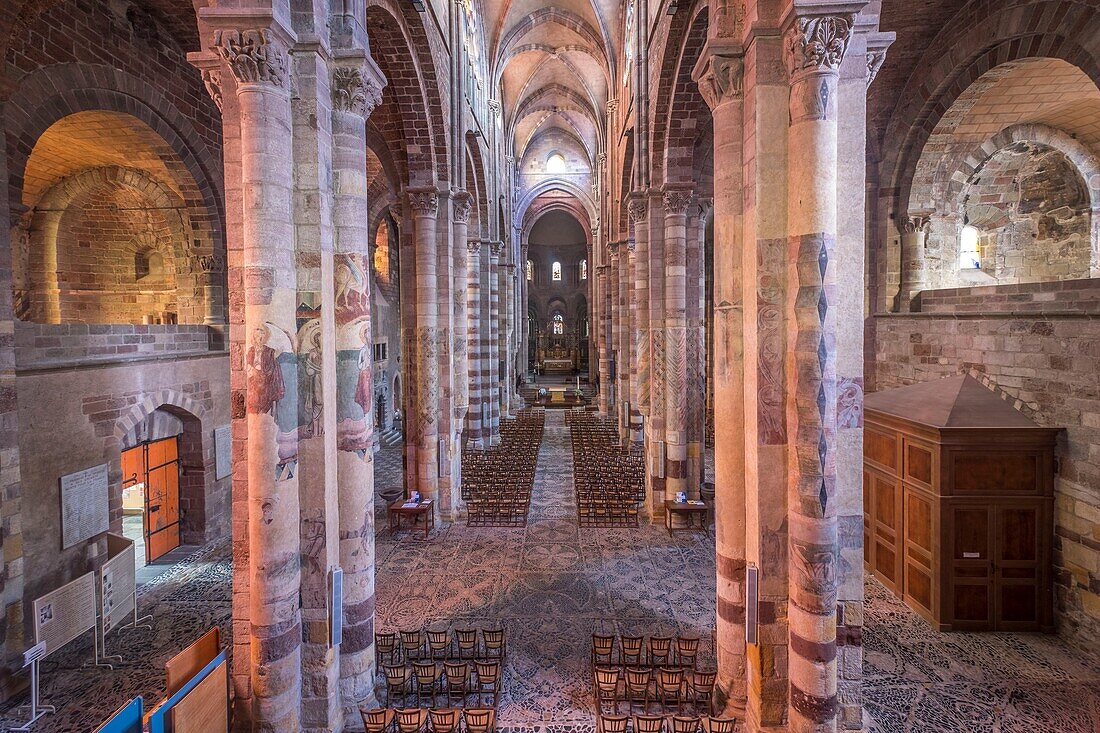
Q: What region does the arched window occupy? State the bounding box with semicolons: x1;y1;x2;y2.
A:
579;259;587;280
552;261;562;281
526;259;533;281
546;152;567;174
959;225;981;269
552;313;564;335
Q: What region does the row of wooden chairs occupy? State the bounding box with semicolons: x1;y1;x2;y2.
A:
592;633;701;671
361;707;496;733
594;666;717;715
567;409;645;526
462;409;544;526
376;628;506;665
382;660;502;708
597;714;738;733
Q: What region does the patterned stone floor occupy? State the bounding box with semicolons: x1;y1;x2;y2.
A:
1;411;1096;731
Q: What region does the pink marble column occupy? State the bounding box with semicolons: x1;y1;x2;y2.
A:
408;187;442;511
694;48;747;719
331;56;385;719
662;186;693;500
210;25;302;730
783;13;854;733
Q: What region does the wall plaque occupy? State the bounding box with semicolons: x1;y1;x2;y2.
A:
60;464;109;549
214;425;232;480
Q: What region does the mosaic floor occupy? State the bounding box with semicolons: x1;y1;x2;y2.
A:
1;410;1096;732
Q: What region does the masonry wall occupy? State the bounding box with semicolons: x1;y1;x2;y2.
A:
872;283;1100;643
15;353;230;643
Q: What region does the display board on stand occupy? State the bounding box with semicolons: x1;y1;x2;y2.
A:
93;697;143;733
101;534;136;633
34;572;96;658
59;464;109;549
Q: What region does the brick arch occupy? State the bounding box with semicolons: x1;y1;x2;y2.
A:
879;0;1100;221
366;2;450;188
112;389;207;449
650;0;707;187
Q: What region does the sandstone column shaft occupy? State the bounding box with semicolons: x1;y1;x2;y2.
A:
409;189;441;509
897;215;929;312
662;187;692;500
466;241;483;447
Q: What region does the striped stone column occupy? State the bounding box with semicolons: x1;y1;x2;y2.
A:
407;187;442;511
662;186;692;500
694;48;748;720
453;194;472;428
597;262;612;413
784;13;853;733
687;198;710;495
211;25;302;730
608;242;623;432
486;241;502;446
466;240;483;448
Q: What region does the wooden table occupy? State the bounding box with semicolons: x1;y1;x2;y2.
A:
664;500;709;536
388;498;435;537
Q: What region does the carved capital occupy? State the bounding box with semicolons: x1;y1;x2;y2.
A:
783;14;854;79
212;28;289;88
695;54;743;110
200;68;223;110
467;239;481;254
596;152;607;166
407;188;440;218
663;188;693;216
627;195;648;224
332;64;385;117
606;98;619;115
452;192;473;224
489;241;505;258
487;98;501;114
903;214;932;235
692;197;713;221
866;50;886;87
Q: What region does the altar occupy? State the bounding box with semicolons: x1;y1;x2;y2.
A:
542;359;574;373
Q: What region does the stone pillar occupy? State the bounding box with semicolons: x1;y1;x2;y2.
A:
486;242;502;445
783;13;854;733
330;56;385;721
597;262;612;413
626;241;643;444
408;188;442;510
608;242;623;431
211;25;302;730
694;48;748;720
499;261;515;420
466;240;484;447
662;186;693;501
687;198;710;494
897;214;930;312
453;193;472;430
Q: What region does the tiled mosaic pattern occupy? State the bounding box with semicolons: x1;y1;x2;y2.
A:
1;411;1096;732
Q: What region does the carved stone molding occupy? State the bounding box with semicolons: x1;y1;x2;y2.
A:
866;50;886;87
695;53;744;110
200;68;223;110
407;188;440;218
452;192;473;224
332;64;385;117
212;28;289;88
783;14;855;79
663;188;693;216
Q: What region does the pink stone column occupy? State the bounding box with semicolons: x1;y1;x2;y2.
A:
466;240;484;447
597;262;612;413
897;214;930;312
687;199;710;494
608;242;623;428
331;57;385;719
694;49;747;720
783;13;854;733
453;194;472;429
408;188;442;510
211;25;302;730
486;242;502;446
662;187;693;501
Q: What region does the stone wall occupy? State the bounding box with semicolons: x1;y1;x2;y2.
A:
15;354;230;644
872;294;1100;644
15;323;224;369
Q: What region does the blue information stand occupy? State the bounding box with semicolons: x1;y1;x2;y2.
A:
93;697;143;733
147;649;228;733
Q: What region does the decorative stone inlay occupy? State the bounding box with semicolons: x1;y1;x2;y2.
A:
332;65;385;116
212;28;288;88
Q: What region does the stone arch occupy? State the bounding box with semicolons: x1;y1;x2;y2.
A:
652;1;709;187
515;180;596;232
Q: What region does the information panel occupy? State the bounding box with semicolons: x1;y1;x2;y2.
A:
101;535;136;633
34;572;96;658
60;463;109;549
214;425;232;480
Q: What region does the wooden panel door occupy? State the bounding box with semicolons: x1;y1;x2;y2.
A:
947;504;994;630
868;468;902;592
994;503;1043;631
144;437;181;562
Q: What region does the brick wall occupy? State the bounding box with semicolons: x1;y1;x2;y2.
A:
15;322;226;369
873;301;1100;644
917;278;1100;315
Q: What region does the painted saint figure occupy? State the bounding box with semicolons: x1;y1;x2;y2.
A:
247;326;285;416
354;324;373;419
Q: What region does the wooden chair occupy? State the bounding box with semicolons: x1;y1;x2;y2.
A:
413;661;441;707
483;628;506;659
375;631;399;666
623;667;652;712
597;713;630;733
670;716;702;733
383;664;411;707
704;716;738;733
462;708;497;733
428;708;460;733
427;629;451;659
592;633;615;671
455;628;478;659
400;629;424;661
593;666;621;713
443;661;470;705
620;635;644;666
648;636;673;667
474;660;501;706
395;707;428;733
675;636;700;669
689;670;717;714
657;667;686;712
633;714;666;733
361;707;395;733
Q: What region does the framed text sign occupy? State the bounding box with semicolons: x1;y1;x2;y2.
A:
34;572;96;658
214;426;231;480
60;463;109;549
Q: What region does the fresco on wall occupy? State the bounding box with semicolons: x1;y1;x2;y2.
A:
335;254;374;458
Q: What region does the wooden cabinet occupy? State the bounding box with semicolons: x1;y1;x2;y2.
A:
864;376;1060;632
